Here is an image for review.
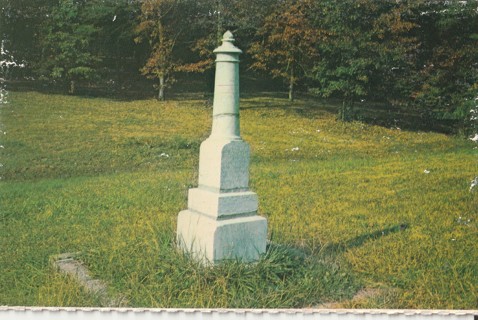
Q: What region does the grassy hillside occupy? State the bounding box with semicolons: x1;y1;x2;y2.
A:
1;91;477;308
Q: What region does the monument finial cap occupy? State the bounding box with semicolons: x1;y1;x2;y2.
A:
213;30;242;55
222;30;234;42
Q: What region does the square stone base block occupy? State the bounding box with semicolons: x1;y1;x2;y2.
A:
188;188;258;218
177;210;267;264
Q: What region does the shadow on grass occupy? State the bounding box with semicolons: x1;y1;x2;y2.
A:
241;93;460;134
355;102;460;134
267;223;408;263
7;79;156;101
320;223;409;257
7;77;460;134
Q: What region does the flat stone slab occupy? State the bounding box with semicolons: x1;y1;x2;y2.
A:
51;253;123;307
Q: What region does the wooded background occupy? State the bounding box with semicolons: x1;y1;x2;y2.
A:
1;0;477;131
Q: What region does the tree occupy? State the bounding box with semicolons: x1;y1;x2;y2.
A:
0;0;57;75
38;0;101;94
311;0;373;120
311;0;419;121
176;0;277;93
176;0;226;75
249;0;319;101
135;0;189;100
368;1;420;105
39;0;101;94
409;0;478;126
82;0;141;88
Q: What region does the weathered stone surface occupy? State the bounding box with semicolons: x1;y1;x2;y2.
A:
50;253;125;307
188;188;258;218
177;210;267;263
210;31;241;140
198;138;250;192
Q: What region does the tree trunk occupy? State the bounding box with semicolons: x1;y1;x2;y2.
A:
288;66;294;101
158;75;165;101
115;39;121;87
339;100;346;122
156;17;166;101
69;80;75;95
216;0;224;45
339;97;355;122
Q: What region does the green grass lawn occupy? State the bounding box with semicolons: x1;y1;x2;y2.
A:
1;91;477;308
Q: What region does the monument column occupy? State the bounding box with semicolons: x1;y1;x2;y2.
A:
177;31;267;264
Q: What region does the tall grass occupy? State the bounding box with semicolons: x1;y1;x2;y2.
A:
1;92;476;308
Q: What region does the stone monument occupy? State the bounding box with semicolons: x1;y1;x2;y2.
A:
177;31;267;264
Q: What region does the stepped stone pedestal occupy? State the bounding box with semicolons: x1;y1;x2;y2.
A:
177;31;267;264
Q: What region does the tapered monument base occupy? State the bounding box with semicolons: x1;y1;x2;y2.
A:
177;209;267;264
